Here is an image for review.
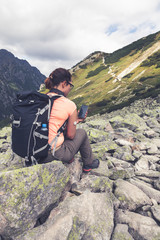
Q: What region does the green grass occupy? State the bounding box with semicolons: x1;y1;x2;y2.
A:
69;31;160;115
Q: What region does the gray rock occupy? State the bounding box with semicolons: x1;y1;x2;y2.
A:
116;209;160;240
115;138;133;147
113;127;135;138
144;129;158;138
132;150;142;159
153;177;160;190
0;127;11;140
0;161;70;238
86;118;108;130
135;155;150;171
64;157;82;184
109;113;148;131
112;224;134;240
147;143;159;154
92;141;118;160
113;146;135;162
109;167;134;180
71;174;113;194
152;138;160;148
90;160;110;177
114;179;152;210
130;178;160;203
106;156;133;168
136;176;154;184
138;141;152;150
135;155;159;171
146;118;160;129
151;205;160;222
87;128;112;143
135;169;160;178
0;151;25;172
16;191;114;240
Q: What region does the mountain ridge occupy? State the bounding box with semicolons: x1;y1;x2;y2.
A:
110;40;160;81
69;30;160;115
0;49;46;126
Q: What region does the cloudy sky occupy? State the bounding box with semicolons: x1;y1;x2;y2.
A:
0;0;160;76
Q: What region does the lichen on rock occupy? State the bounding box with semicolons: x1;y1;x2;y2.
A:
0;161;70;238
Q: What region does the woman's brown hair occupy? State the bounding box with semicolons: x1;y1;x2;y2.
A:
45;68;71;90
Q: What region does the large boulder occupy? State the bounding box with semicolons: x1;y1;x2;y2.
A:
114;179;152;210
71;174;113;194
112;224;134;240
16;191;114;240
151;205;160;222
116;209;160;240
109;113;148;131
0;161;70;238
130;178;160;203
135;155;159;171
87;128;112;143
0;126;25;172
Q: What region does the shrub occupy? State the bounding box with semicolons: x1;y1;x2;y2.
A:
156;63;160;68
123;73;134;79
155;82;160;88
105;77;112;83
139;76;155;82
141;50;160;67
86;65;107;78
104;32;157;64
79;64;87;69
96;99;111;107
111;96;117;100
73;97;84;106
132;87;146;94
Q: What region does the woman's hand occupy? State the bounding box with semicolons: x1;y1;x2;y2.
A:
66;109;88;139
77;110;88;123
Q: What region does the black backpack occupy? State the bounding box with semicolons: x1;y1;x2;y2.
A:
11;91;65;166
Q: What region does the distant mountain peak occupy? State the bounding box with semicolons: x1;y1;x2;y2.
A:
0;49;46;125
0;49;15;61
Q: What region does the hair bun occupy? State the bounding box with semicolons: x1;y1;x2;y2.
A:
44;77;52;90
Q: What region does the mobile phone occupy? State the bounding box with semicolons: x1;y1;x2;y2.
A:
78;105;89;119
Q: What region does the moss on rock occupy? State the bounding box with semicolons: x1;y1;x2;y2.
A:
109;113;148;131
0;161;70;238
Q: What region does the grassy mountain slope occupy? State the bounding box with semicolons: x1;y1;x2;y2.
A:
69;31;160;115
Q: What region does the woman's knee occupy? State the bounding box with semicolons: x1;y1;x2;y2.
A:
76;128;87;138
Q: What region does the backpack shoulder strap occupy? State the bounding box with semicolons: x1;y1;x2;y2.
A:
48;94;63;115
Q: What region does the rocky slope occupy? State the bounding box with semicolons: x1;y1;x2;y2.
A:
0;95;160;239
0;49;46;125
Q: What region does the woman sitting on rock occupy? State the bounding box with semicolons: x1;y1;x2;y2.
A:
45;67;99;172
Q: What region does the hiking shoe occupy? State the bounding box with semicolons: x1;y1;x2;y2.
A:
69;158;74;164
83;159;100;172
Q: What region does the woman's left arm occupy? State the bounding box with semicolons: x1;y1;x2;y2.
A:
66;109;77;139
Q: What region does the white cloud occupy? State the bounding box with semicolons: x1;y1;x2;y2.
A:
0;0;159;76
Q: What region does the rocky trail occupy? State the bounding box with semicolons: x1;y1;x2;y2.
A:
0;95;160;239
